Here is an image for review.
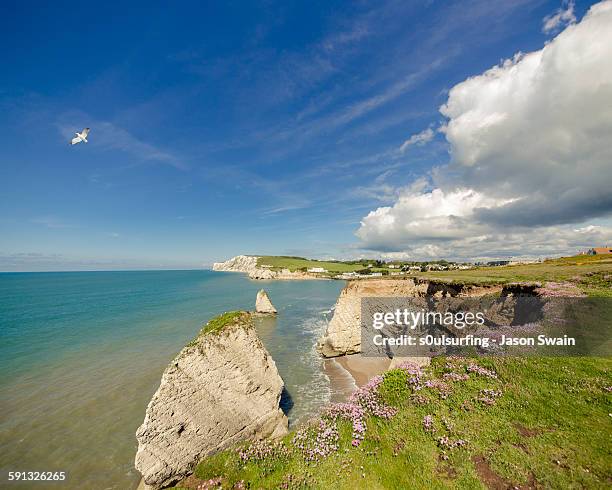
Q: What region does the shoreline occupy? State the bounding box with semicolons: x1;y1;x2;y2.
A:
326;354;430;390
333;354;391;386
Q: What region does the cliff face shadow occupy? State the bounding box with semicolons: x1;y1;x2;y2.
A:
279;386;294;416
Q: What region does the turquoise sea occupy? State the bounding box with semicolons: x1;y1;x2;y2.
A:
0;270;344;489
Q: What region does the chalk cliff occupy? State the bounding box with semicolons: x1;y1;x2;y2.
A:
212;255;324;280
255;289;277;314
212;255;259;274
135;312;288;489
317;278;503;357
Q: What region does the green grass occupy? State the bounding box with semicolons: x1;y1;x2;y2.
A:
257;256;364;274
186;311;248;346
175;356;612;489
408;255;612;293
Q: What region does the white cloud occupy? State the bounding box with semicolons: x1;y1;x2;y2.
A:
543;0;576;33
356;183;511;250
574;225;600;234
357;1;612;259
322;22;370;53
440;0;612;226
319;57;448;132
399;127;435;152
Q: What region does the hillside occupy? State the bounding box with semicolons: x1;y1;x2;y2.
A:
173;356;612;489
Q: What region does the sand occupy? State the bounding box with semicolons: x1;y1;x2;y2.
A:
325;354;431;403
335;355;391;386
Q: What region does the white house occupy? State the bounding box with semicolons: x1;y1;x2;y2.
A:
307;267;327;273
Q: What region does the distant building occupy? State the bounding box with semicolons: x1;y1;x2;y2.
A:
587;247;612;255
307;267;327;273
486;260;510;266
508;259;539;265
370;272;383;277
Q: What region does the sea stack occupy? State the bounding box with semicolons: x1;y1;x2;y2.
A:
255;289;277;314
135;312;288;489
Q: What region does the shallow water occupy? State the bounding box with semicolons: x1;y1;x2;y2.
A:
0;270;344;489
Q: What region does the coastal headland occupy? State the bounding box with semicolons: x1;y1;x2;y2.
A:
135;254;611;489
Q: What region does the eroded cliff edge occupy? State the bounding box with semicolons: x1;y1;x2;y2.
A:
135;311;288;489
317;278;506;357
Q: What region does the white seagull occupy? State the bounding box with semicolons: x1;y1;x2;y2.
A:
70;128;90;145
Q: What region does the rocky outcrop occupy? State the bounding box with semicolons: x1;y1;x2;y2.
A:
135;312;288;489
317;278;503;357
255;289;277;314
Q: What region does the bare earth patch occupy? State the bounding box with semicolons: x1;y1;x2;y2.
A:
472;455;538;490
514;423;540;438
472;455;511;489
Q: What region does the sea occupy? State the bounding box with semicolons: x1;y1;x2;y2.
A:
0;270;347;489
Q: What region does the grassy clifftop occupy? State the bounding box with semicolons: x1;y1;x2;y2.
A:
173;356;612;489
256;254;611;295
257;256;364;273
413;255;611;293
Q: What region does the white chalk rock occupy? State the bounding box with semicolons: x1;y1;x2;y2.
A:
135;312;287;489
255;289;277;314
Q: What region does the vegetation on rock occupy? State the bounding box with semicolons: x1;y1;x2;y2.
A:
188;311;249;346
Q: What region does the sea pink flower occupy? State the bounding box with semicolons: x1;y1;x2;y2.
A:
422;414;434;432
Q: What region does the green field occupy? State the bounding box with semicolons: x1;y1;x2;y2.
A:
257;256;365;273
175;356;612;489
409;255;612;296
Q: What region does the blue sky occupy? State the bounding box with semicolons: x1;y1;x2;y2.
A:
1;0;610;270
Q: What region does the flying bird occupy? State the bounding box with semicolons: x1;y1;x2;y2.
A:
70;128;90;145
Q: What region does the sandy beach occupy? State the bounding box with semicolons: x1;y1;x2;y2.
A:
324;354;431;402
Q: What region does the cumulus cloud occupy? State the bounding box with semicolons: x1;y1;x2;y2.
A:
357;206;612;260
543;0;576;33
440;0;612;226
399;127;435;152
357;1;612;259
356;182;511;250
